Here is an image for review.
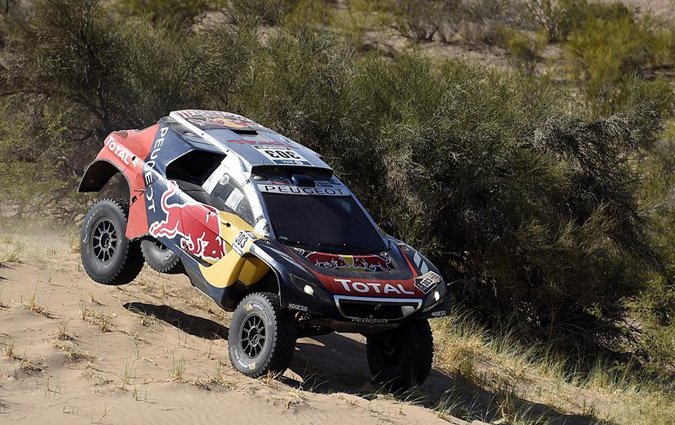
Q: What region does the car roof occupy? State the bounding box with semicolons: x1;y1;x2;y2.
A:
167;110;333;171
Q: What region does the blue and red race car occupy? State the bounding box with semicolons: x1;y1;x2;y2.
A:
78;110;449;389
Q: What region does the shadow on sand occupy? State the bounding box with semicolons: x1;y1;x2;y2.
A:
123;302;229;340
122;302;612;425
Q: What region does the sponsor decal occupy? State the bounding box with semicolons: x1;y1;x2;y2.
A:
174;109;254;122
106;136;138;168
295;249;395;272
227;138;297;149
257;184;346;196
252;145;311;166
149;182;226;262
350;317;389;324
334;278;416;295
189;117;251;129
288;303;308;312
143;126;170;213
431;310;446;317
413;271;442;294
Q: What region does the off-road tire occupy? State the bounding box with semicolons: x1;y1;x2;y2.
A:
80;199;144;285
228;292;297;378
140;239;184;274
366;319;433;391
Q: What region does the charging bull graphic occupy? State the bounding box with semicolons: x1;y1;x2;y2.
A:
149;182;226;262
295;249;394;272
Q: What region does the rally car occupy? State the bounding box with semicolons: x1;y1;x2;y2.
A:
78;110;449;389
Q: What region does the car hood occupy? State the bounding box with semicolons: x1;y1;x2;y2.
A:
279;242;429;299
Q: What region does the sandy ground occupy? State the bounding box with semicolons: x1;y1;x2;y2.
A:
0;229;479;425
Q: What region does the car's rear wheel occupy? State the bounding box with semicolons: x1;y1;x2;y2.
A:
366;319;433;391
228;292;297;378
141;238;184;274
80;199;144;285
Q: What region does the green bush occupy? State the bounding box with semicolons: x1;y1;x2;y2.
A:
336;57;665;355
505;29;548;75
382;0;517;44
634;122;675;373
565;14;671;114
116;0;222;28
233;29;667;355
0;0;259;216
527;0;633;43
232;26;351;149
228;0;298;26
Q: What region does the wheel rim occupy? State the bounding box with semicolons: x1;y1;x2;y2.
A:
92;218;118;263
380;334;403;368
240;313;267;358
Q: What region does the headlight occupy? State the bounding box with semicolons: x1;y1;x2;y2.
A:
422;274;446;312
290;274;332;303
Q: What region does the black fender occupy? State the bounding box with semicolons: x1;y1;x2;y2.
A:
78;159;129;193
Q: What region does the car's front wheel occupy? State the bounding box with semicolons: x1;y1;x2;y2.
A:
366;319;433;391
228;292;297;378
80;199;144;285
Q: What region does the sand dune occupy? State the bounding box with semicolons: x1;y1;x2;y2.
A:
0;231;477;425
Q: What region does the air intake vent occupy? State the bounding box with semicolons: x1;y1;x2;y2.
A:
230;128;258;135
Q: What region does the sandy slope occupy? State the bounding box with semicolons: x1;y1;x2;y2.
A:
0;231;476;425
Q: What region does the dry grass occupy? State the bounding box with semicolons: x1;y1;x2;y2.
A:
55;320;72;340
24;291;52;318
0;239;25;264
79;295;114;332
190;368;237;392
3;340;19;360
3;340;44;375
56;343;94;363
430;311;675;425
170;354;187;382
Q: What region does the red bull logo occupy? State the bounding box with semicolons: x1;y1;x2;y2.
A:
149;183;226;262
300;250;394;272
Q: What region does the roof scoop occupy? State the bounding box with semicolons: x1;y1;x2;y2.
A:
292;173;315;187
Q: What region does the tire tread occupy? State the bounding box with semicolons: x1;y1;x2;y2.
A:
229;292;296;378
366;319;433;391
81;198;144;286
140;239;184;274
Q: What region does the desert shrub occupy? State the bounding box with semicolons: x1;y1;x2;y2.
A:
633;123;675;373
454;0;521;44
387;0;452;42
116;0;223;28
0;0;259;216
565;14;671;114
233;32;667;355
527;0;632;43
505;29;548;75
383;0;520;44
232;25;352;146
342;58;666;356
281;0;334;28
228;0;299;26
0;100;85;218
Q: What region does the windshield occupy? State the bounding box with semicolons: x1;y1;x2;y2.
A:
262;193;387;253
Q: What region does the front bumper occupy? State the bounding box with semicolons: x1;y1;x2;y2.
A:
281;271;451;324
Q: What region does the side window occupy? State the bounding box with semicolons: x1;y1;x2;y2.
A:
211;173;255;226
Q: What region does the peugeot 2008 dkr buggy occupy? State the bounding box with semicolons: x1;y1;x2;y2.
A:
78;110;450;389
